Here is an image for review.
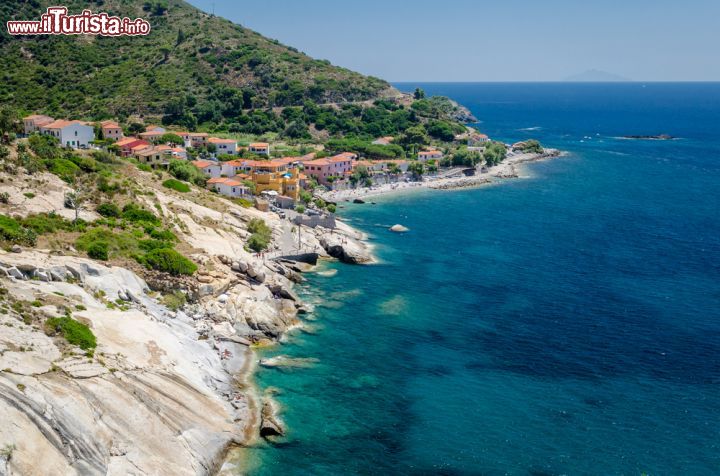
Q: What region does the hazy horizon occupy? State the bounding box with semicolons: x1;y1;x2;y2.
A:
187;0;720;82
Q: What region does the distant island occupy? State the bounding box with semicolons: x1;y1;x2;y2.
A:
564;69;631;82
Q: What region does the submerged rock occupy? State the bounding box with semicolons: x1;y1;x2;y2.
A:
259;355;319;369
389;224;409;233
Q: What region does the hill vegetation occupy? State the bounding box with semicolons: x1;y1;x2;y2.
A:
0;0;393;122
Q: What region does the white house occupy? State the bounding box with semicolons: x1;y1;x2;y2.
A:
207;177;251;197
418;150;444;162
249;142;270;155
23;115;54;134
39;120;94;148
209;137;238;155
192;160;223;178
468;133;490;147
171;147;188;160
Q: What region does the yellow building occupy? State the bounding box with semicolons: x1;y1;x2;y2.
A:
252;167;300;200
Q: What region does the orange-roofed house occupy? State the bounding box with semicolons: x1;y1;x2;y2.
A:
188;133;208;148
100;120;123;141
171;147;188;160
207;177;252;198
254;160;289;174
418;150;444;162
221;159;262;177
249;142;270;156
193;160;222;178
23;115;55;135
208;137;238;155
139;126;165;142
116;137;150;157
39;120;94;148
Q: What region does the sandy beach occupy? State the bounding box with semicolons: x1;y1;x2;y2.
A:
319;149;561;202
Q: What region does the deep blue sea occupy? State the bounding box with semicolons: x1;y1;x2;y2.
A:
246;83;720;475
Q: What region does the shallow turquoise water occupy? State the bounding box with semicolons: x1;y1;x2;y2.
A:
249;83;720;475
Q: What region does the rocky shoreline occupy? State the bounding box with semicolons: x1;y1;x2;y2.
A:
0;164;374;475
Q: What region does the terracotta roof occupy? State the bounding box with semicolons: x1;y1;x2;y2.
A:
419;150;442;156
303;158;331;166
25;115;54;124
100;120;120;129
225;159;263;167
189;132;208;137
208;177;244;187
209;137;236;144
116;137;140;147
171;147;186;153
332;152;357;160
249;142;269;148
257;160;288;168
131;144;151;152
275;157;300;164
192;160;216;168
139;130;163;137
145;125;163;132
42;119;72;129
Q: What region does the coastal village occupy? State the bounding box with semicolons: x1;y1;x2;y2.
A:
21;112;547;219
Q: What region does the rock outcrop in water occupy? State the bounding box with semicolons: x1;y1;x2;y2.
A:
319;234;372;264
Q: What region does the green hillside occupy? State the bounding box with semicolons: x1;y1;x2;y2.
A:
0;0;394;121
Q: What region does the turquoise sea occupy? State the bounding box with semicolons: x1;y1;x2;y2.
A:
248;83;720;475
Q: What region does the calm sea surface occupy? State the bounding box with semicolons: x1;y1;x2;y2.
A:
246;83;720;475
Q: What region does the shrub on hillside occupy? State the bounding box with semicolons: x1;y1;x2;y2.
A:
141;248;197;275
246;218;272;252
86;241;109;260
162;178;191;193
122;203;160;225
45;316;96;350
169;159;206;186
48;158;80;183
76;228;142;259
96;202;121;218
0;215;37;246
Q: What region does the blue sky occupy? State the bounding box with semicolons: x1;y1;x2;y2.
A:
187;0;720;81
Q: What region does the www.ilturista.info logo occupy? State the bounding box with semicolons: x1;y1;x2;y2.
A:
7;6;151;36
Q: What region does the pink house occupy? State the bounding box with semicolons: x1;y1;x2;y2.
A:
23;114;55;134
302;153;354;186
100;120;124;141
